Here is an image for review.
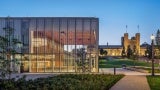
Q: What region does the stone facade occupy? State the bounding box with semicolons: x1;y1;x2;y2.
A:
99;33;147;57
121;33;140;54
99;45;122;56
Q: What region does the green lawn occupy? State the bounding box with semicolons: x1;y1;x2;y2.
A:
147;69;160;73
0;74;124;90
147;76;160;90
135;67;160;73
99;59;158;68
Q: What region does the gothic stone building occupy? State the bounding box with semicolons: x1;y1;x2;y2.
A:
99;33;147;57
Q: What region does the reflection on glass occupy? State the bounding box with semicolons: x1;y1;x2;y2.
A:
1;17;98;73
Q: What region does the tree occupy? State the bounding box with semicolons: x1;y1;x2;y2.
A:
145;45;152;59
100;48;108;57
127;45;133;59
100;48;104;56
76;48;89;73
103;50;108;56
132;45;138;67
0;18;22;79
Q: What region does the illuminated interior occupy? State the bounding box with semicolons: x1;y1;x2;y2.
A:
0;17;99;73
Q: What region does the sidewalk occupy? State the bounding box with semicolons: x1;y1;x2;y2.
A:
110;75;150;90
99;68;148;75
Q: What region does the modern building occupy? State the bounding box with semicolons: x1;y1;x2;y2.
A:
0;17;99;73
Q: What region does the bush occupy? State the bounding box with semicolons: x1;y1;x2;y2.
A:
0;74;124;90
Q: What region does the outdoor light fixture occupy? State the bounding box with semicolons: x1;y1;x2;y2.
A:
150;34;155;76
150;34;155;40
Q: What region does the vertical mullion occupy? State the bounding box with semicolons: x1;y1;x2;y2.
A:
52;18;54;72
59;19;61;72
89;19;92;72
28;19;30;72
82;19;84;73
44;19;46;72
75;19;77;73
20;19;23;73
13;19;15;71
97;19;99;72
36;19;38;72
67;19;69;72
28;19;31;72
8;18;10;47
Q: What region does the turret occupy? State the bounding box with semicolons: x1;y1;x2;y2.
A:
124;33;128;52
135;33;140;54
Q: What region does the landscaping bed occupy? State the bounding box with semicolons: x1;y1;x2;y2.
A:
0;74;124;90
147;76;160;90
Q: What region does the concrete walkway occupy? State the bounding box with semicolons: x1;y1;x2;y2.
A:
100;68;151;75
110;75;150;90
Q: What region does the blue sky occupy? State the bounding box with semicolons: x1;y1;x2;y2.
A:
0;0;160;45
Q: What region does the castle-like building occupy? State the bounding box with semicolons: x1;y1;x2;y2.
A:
121;33;140;54
99;33;147;57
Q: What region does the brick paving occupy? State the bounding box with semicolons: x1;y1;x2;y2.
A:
110;75;150;90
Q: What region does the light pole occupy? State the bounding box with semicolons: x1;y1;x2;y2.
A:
151;34;155;76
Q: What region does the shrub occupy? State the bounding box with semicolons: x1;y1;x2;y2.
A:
0;74;124;90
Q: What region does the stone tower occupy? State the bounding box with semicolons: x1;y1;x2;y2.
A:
121;33;140;55
135;33;140;54
123;33;129;52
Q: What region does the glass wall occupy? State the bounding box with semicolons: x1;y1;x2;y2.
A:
0;17;99;73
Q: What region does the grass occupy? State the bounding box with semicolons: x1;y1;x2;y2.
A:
135;67;160;73
147;76;160;90
99;59;159;68
147;69;160;73
0;74;124;90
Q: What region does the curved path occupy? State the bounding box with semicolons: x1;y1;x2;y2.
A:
110;75;150;90
100;68;151;90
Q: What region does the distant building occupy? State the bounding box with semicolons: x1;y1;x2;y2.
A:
156;29;160;45
99;45;122;56
140;42;149;56
121;33;140;54
99;33;146;57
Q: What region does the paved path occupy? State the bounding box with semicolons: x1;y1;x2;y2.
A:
110;75;150;90
100;68;150;75
10;68;157;80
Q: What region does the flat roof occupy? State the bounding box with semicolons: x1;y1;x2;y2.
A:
99;45;122;49
0;17;99;19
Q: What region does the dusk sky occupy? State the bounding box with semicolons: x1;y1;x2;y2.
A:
0;0;160;45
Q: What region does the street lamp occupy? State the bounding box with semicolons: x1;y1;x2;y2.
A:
150;34;155;76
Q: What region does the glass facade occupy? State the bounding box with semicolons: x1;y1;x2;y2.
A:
0;17;99;73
